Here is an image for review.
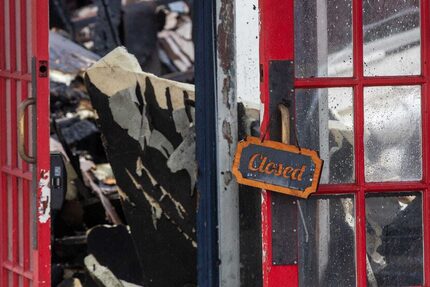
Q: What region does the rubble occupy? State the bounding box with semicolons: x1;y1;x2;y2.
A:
86;225;144;285
50;0;194;79
158;8;194;73
50;31;100;84
48;1;195;286
85;47;197;287
50;30;127;287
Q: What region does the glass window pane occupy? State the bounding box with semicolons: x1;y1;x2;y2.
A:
363;0;420;76
364;86;422;182
298;194;356;287
366;192;423;286
296;88;354;183
295;0;353;78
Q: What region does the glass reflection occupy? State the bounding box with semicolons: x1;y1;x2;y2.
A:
366;192;423;286
295;0;353;77
298;195;356;287
363;0;420;76
296;88;354;183
364;86;422;182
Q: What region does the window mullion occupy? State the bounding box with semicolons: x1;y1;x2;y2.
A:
352;0;367;285
420;0;430;283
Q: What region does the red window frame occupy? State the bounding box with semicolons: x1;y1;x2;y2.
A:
259;0;430;286
0;0;50;286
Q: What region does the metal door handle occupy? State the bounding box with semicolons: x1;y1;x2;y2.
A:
18;98;36;164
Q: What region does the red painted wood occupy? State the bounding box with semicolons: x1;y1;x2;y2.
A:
1;167;32;181
259;0;297;284
32;0;51;285
260;0;430;285
20;3;30;286
421;0;430;284
0;0;7;284
0;71;32;81
3;261;33;280
295;76;426;88
316;182;429;194
8;1;20;286
0;0;50;286
268;265;299;287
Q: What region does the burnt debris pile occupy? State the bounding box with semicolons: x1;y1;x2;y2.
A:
49;1;195;286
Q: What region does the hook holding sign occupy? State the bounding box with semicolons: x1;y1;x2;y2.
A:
232;105;323;199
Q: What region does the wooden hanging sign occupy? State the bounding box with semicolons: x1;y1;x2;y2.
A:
232;136;323;198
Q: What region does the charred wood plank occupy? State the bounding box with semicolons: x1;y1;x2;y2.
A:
86;225;144;286
85;47;196;287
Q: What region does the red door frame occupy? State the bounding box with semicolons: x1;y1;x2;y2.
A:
0;0;50;286
259;0;430;286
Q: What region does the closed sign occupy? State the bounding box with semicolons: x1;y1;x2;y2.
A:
232;137;323;198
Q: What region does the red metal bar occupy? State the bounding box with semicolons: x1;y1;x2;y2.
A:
295;76;426;88
0;1;50;286
260;0;430;285
12;177;19;287
0;0;6;285
259;0;297;283
317;184;360;193
259;0;270;280
0;71;31;81
8;1;21;286
352;0;364;80
22;179;30;278
261;190;270;287
3;261;33;280
316;182;428;194
20;3;30;283
20;0;28;168
1;167;32;181
421;0;430;283
32;0;51;285
364;181;427;191
352;0;366;284
355;189;367;287
424;189;430;286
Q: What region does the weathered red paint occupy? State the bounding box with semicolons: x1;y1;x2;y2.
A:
33;0;51;285
260;0;430;286
0;0;50;286
421;0;430;281
259;0;297;284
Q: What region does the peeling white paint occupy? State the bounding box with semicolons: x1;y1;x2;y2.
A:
235;0;260;107
135;157;144;177
140;164;187;219
181;229;197;248
167;131;197;194
109;88;151;151
117;187;135;206
86;47;195;106
38;170;51;224
84;254;143;287
172;108;194;137
148;129;175;158
126;169;162;229
127;166;189;232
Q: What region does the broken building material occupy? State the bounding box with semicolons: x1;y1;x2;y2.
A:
86;225;144;286
85;47;196;287
122;1;163;74
158;8;194;73
80;157;123;225
50;31;100;84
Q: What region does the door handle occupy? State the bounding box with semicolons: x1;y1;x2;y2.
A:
18;98;36;164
